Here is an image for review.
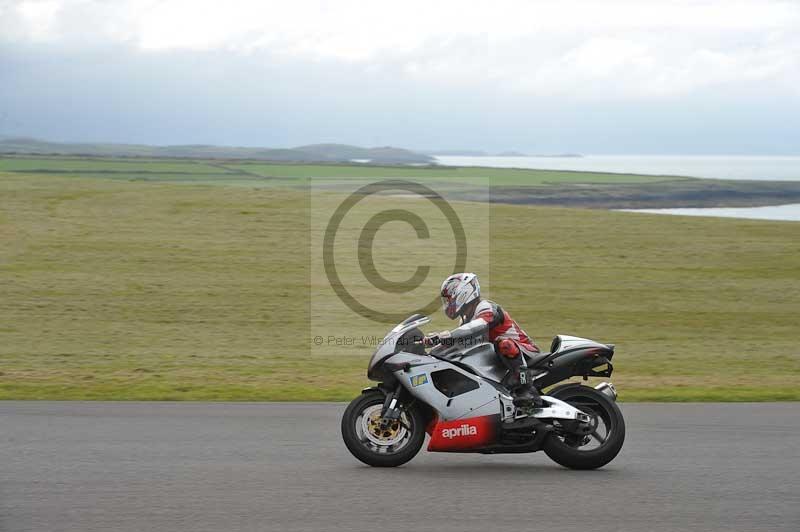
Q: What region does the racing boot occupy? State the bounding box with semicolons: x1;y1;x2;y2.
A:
512;368;543;409
497;339;544;410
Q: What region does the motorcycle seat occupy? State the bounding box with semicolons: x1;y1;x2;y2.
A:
524;351;551;367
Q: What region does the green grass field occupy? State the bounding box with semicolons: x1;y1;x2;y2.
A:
1;157;799;401
0;158;230;174
228;162;669;185
0;155;674;186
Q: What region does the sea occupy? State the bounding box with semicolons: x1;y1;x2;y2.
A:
434;155;800;221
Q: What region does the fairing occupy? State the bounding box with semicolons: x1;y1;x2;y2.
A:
395;354;505;422
367;315;430;380
427;415;500;451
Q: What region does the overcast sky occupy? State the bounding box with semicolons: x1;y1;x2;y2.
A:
1;0;798;153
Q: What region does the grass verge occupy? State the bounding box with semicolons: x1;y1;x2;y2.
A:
1;171;798;401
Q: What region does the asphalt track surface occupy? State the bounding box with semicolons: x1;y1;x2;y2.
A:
2;402;798;532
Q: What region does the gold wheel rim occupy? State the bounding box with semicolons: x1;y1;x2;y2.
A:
366;410;401;440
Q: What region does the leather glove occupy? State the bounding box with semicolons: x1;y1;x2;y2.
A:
423;330;452;347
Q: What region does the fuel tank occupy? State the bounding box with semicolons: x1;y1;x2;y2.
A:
452;342;506;382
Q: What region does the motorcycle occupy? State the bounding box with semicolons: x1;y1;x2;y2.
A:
341;314;625;469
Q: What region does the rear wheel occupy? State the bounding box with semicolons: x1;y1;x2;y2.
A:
542;385;625;470
341;391;425;467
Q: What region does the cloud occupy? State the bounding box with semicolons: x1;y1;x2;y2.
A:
2;0;798;99
0;0;797;152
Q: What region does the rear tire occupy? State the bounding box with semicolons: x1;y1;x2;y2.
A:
542;385;625;470
341;391;425;467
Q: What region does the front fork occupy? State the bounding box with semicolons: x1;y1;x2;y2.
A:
380;383;405;421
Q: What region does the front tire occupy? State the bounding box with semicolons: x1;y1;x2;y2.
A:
542;385;625;470
341;391;425;467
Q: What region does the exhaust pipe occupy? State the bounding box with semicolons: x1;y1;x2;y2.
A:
595;382;617;401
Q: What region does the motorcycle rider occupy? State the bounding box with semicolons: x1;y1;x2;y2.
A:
425;273;543;408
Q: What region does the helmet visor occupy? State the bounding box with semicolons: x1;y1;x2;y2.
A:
441;295;457;319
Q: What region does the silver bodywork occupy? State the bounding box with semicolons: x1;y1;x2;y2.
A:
552;334;607;353
397;352;504;421
371;317;600;424
452;342;506;382
367;316;431;377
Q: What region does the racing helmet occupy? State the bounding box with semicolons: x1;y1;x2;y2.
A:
440;273;480;320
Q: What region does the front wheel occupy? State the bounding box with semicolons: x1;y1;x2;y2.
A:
542;385;625;470
341;391;425;467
